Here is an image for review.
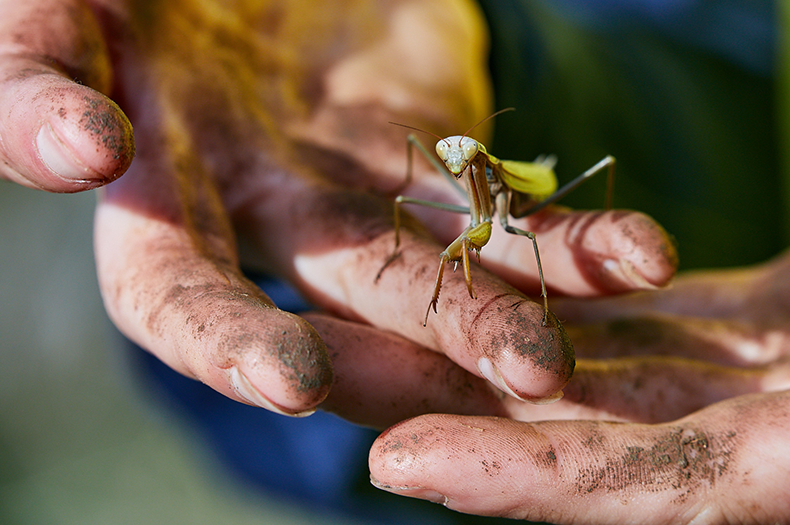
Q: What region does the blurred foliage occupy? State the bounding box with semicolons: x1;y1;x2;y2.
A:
780;0;790;233
478;0;783;270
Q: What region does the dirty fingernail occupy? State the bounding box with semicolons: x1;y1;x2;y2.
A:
529;389;564;405
37;123;97;182
607;258;662;290
477;357;564;404
370;478;448;505
230;366;315;418
477;356;527;401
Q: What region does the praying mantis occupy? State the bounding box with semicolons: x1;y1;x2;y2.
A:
377;108;615;326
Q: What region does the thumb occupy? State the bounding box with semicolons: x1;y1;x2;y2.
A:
0;0;134;192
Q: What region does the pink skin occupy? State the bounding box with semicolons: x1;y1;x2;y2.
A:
17;1;790;523
356;252;790;523
0;2;132;191
369;395;790;524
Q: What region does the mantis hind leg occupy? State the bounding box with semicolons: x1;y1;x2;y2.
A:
513;155;616;218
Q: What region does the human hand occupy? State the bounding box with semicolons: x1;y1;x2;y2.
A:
2;0;675;419
364;251;790;523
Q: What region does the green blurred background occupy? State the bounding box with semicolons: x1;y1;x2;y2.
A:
480;0;785;270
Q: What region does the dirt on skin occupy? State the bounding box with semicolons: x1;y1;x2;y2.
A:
462;293;575;383
570;424;738;506
371;414;746;519
148;278;332;398
78;94;134;166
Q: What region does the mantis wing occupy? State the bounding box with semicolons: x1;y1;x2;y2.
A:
499;159;558;200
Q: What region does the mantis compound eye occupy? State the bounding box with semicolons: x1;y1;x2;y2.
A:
435;140;450;160
462;139;479;160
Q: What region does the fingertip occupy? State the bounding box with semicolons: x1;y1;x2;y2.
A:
368;415;551;518
369;416;436;481
229;366;316;417
464;297;575;402
35;86;135;188
2;74;134;193
580;210;678;293
231;311;334;414
0;0;133;193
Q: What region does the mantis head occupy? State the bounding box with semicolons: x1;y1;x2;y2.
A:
389;107;512;177
436;136;479;176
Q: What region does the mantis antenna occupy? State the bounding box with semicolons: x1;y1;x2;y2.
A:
459;107;515;142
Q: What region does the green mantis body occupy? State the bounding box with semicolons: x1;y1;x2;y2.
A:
381;110;615;326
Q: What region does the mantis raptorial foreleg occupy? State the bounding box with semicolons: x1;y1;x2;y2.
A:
375;190;492;326
424;221;492;326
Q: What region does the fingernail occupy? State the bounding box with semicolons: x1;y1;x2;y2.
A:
477;356;527;401
530;389;564;405
230;366;316;418
604;258;660;291
36;123;98;182
477;357;564;404
370;478;448;505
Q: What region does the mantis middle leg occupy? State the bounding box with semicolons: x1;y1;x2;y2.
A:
375;194;471;282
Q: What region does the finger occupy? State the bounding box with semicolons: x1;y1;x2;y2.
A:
309;312;790;426
304;313;508;429
370;392;790;524
545;356;790;423
95;160;331;416
394;177;678;298
0;0;134;192
252;183;575;403
482;208;679;297
551;266;755;324
565;314;790;366
552;249;790;325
